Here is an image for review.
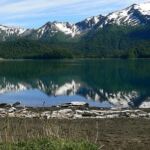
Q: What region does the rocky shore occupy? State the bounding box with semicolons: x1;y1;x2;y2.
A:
0;102;150;119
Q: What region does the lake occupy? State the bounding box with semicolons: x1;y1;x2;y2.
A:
0;59;149;108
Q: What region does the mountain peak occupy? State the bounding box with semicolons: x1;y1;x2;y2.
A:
101;2;150;26
133;2;150;15
36;21;79;38
0;2;149;40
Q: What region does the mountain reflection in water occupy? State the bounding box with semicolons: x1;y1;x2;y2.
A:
0;59;149;108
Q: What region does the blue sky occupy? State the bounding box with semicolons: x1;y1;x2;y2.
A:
0;0;149;28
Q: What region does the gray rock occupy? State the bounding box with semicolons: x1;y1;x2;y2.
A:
12;101;21;107
0;103;11;108
51;109;74;119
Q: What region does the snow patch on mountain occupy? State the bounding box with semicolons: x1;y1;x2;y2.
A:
0;25;26;35
0;25;27;41
134;2;150;15
105;7;133;25
37;22;80;38
76;15;104;31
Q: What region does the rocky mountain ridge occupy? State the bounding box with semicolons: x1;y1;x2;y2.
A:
0;2;150;40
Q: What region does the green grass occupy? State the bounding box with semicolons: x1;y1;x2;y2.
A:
0;138;98;150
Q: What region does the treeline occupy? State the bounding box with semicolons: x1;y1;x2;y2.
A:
0;40;74;59
0;25;149;59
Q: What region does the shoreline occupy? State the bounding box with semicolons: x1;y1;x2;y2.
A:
0;102;150;119
0;58;150;61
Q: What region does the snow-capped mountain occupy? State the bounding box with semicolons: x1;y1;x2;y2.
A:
74;2;150;30
35;1;150;38
36;22;80;38
0;25;27;41
32;16;105;38
102;3;150;26
0;2;149;40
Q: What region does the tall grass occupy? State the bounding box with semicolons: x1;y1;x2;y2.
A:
0;117;100;150
0;117;148;150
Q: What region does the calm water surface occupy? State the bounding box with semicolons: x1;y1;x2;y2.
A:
0;59;149;108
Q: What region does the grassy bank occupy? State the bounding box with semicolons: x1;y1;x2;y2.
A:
0;118;149;150
0;138;97;150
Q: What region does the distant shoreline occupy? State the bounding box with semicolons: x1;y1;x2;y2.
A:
0;57;150;61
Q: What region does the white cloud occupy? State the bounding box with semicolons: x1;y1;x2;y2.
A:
0;0;80;13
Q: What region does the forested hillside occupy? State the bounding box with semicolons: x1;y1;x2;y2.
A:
0;2;150;59
0;25;149;59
